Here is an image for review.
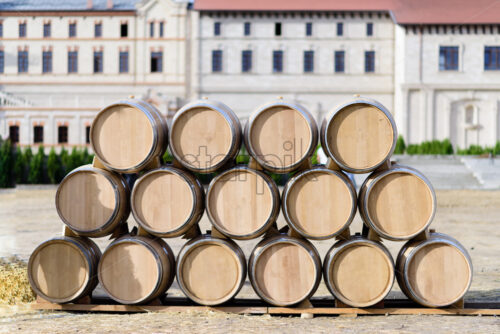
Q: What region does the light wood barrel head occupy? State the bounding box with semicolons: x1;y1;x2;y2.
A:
407;243;472;307
57;170;117;233
207;169;276;238
171;107;232;170
179;243;242;305
92;104;154;170
132;170;194;235
326;103;394;171
284;170;355;239
29;241;89;302
254;242;317;306
249;106;313;171
99;241;159;304
328;243;393;307
367;172;434;239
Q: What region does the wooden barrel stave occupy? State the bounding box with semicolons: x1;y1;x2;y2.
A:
282;167;356;240
90;99;168;173
169;100;241;173
396;232;473;308
98;235;175;305
244;100;318;173
55;165;130;237
176;235;246;306
323;235;395;307
206;166;280;240
358;164;436;241
28;236;101;304
320;98;397;173
248;235;322;306
131;166;205;238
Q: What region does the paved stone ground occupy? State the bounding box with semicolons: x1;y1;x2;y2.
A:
0;184;499;332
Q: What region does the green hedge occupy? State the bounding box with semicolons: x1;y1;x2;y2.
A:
0;139;94;187
397;136;500;156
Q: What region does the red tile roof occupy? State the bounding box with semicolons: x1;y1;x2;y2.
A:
194;0;500;24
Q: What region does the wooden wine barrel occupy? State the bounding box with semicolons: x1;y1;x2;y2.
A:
282;167;356;240
28;236;101;304
358;164;436;240
206;167;280;239
56;165;130;237
169;100;241;173
98;235;175;305
90;99;168;173
323;235;394;307
320;98;397;173
131;166;204;238
248;235;321;306
244;100;318;173
396;232;473;308
176;235;246;306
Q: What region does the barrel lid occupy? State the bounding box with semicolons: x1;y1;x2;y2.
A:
91;101;156;172
29;239;90;302
56;167;118;234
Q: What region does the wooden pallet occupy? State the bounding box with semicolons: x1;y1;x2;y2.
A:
32;297;500;316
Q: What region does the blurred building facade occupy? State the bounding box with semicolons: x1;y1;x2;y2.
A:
1;0;500;149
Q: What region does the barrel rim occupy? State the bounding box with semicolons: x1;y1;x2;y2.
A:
402;235;473;308
249;235;322;306
361;165;436;241
90;99;161;173
169;100;241;173
320;98;397;173
131;166;202;238
245;100;318;173
28;237;93;304
55;165;124;237
323;236;395;307
98;236;164;305
176;235;247;306
206;166;280;240
282;167;357;240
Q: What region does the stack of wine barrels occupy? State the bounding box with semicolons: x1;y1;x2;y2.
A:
28;96;472;309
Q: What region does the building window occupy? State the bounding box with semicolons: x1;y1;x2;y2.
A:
244;22;251;36
119;51;129;73
159;22;164;37
150;51;163;72
42;51;52;73
242;50;252;72
304;51;314;73
214;22;221;36
58;126;68;144
212;50;222;72
69;23;76;37
150;22;154;37
275;22;282;36
337;22;343;36
19;22;26;38
95;23;102;37
335;51;345;73
68;51;78;73
43;23;51;38
439;46;459;71
367;22;373;36
0;22;3;37
18;51;29;73
0;50;4;73
85;126;91;144
93;51;103;73
34;126;44;144
484;46;500;70
365;51;375;72
9;126;19;144
120;23;128;37
306;22;313;36
273;50;283;73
